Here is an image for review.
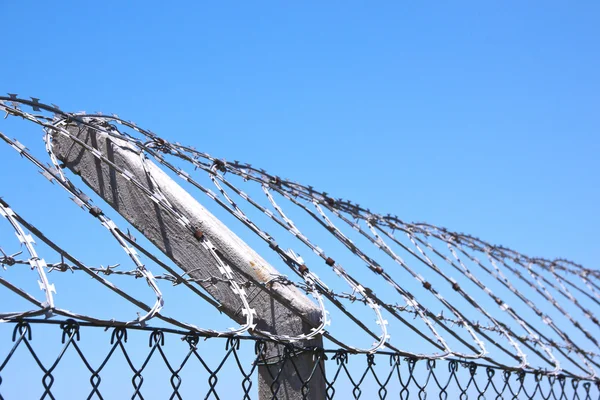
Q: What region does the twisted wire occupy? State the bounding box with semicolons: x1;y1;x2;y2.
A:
0;95;598;381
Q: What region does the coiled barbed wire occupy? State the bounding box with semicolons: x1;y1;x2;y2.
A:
0;95;598;381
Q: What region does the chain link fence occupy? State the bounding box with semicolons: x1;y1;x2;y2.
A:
1;319;599;399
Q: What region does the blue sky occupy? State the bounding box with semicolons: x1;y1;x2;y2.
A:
1;1;599;397
3;1;598;265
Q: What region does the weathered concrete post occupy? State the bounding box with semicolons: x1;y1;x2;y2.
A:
52;124;325;399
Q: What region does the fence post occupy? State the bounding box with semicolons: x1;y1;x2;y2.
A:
52;124;326;399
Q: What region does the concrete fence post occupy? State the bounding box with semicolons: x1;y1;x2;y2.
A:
52;124;326;399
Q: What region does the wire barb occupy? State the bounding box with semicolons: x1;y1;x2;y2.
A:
0;95;598;383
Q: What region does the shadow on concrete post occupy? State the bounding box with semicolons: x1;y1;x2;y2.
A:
52;123;326;399
256;299;326;400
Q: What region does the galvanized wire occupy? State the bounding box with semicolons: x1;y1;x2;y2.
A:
1;320;599;400
0;95;599;384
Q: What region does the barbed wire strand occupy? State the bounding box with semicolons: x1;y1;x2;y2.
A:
0;95;598;381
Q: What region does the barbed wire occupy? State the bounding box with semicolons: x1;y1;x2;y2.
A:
0;95;598;382
4;255;599;361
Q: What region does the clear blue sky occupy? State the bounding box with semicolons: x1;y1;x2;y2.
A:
2;1;598;265
1;2;599;397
